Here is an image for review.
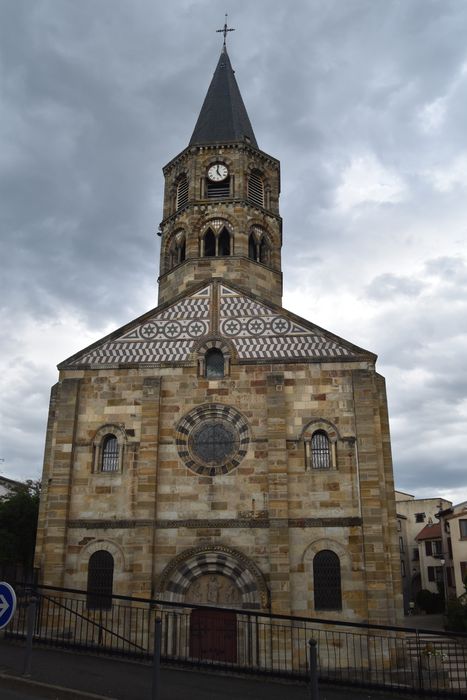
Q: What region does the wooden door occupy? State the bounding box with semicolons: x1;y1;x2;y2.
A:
189;608;237;662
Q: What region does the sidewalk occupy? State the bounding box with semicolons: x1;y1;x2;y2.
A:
0;638;427;700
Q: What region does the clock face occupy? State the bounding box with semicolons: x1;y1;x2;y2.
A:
208;163;228;182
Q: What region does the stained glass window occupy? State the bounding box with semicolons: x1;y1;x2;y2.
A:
190;421;238;465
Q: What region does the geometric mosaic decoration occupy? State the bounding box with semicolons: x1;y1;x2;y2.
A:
62;282;363;368
69;286;211;366
219;285;356;360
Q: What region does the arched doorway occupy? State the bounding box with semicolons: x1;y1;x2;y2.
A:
158;546;269;663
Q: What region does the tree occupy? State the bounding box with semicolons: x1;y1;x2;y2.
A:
0;480;40;577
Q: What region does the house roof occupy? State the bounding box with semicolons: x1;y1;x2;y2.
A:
189;47;258;148
416;522;441;541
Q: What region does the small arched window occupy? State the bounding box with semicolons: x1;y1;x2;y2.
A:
87;550;114;610
176;175;188;210
311;430;331;470
204;229;216;257
248;171;264;208
101;434;119;472
218;228;231;256
205;348;225;379
313;550;342;611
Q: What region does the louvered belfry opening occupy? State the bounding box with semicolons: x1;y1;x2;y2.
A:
313;550;342;611
206;178;230;199
248;170;264;207
87;550;114;610
206;348;225;378
101;435;119;472
176;175;189;209
311;430;331;469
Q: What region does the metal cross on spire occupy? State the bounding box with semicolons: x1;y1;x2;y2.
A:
216;14;235;47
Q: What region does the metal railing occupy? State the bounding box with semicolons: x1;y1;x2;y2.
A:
6;584;467;697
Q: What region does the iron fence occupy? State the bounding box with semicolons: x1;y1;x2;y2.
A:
6;584;467;697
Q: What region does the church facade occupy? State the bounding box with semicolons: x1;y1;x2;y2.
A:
35;45;402;625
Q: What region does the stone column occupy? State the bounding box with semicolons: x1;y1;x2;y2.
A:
353;369;402;624
37;378;81;587
133;377;162;598
266;372;291;614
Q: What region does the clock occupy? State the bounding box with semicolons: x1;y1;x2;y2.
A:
207;163;229;182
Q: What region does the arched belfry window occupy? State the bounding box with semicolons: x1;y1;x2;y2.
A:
87;550;114;610
168;231;186;270
205;348;225;379
101;434;119;472
248;233;256;261
201;221;233;258
204;228;216;257
248;227;271;266
176;175;188;210
248;170;264;208
313;550;342;611
311;430;331;470
218;227;231;256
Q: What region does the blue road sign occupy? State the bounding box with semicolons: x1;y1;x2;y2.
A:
0;581;17;629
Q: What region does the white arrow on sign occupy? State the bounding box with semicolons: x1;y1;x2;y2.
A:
0;594;8;616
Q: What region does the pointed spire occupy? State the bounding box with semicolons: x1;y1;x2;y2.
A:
189;48;258;148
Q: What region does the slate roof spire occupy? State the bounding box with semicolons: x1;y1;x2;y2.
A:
189;47;258;148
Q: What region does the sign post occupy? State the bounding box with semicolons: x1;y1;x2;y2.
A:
0;581;17;630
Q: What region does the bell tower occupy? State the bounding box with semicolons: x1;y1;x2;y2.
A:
157;45;283;307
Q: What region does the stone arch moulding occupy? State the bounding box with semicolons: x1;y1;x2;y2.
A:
300;418;342;443
156;545;269;610
302;537;352;572
77;538;127;574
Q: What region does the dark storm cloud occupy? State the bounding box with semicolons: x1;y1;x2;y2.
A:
1;0;466;503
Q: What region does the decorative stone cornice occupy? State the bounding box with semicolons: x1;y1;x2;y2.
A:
67;516;362;529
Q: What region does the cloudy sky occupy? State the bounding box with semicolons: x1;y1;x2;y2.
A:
1;0;466;504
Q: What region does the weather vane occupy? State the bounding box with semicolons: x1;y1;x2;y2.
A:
216;14;235;47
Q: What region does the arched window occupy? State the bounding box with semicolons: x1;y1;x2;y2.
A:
176;175;188;210
101;435;119;472
87;550;114;610
179;238;186;262
313;550;342;611
218;227;231;256
204;229;216;257
311;430;330;470
248;233;257;261
248;170;264;207
259;237;269;265
205;348;225;379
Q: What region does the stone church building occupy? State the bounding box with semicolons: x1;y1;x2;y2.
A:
35;44;402;626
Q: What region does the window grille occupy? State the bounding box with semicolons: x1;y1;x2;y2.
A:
248;171;264;207
218;228;231;256
204;229;216;257
176;176;188;210
101;435;119;472
87;550;114;610
311;431;331;469
313;550;342;611
415;512;425;523
206;348;224;379
206;179;230;199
